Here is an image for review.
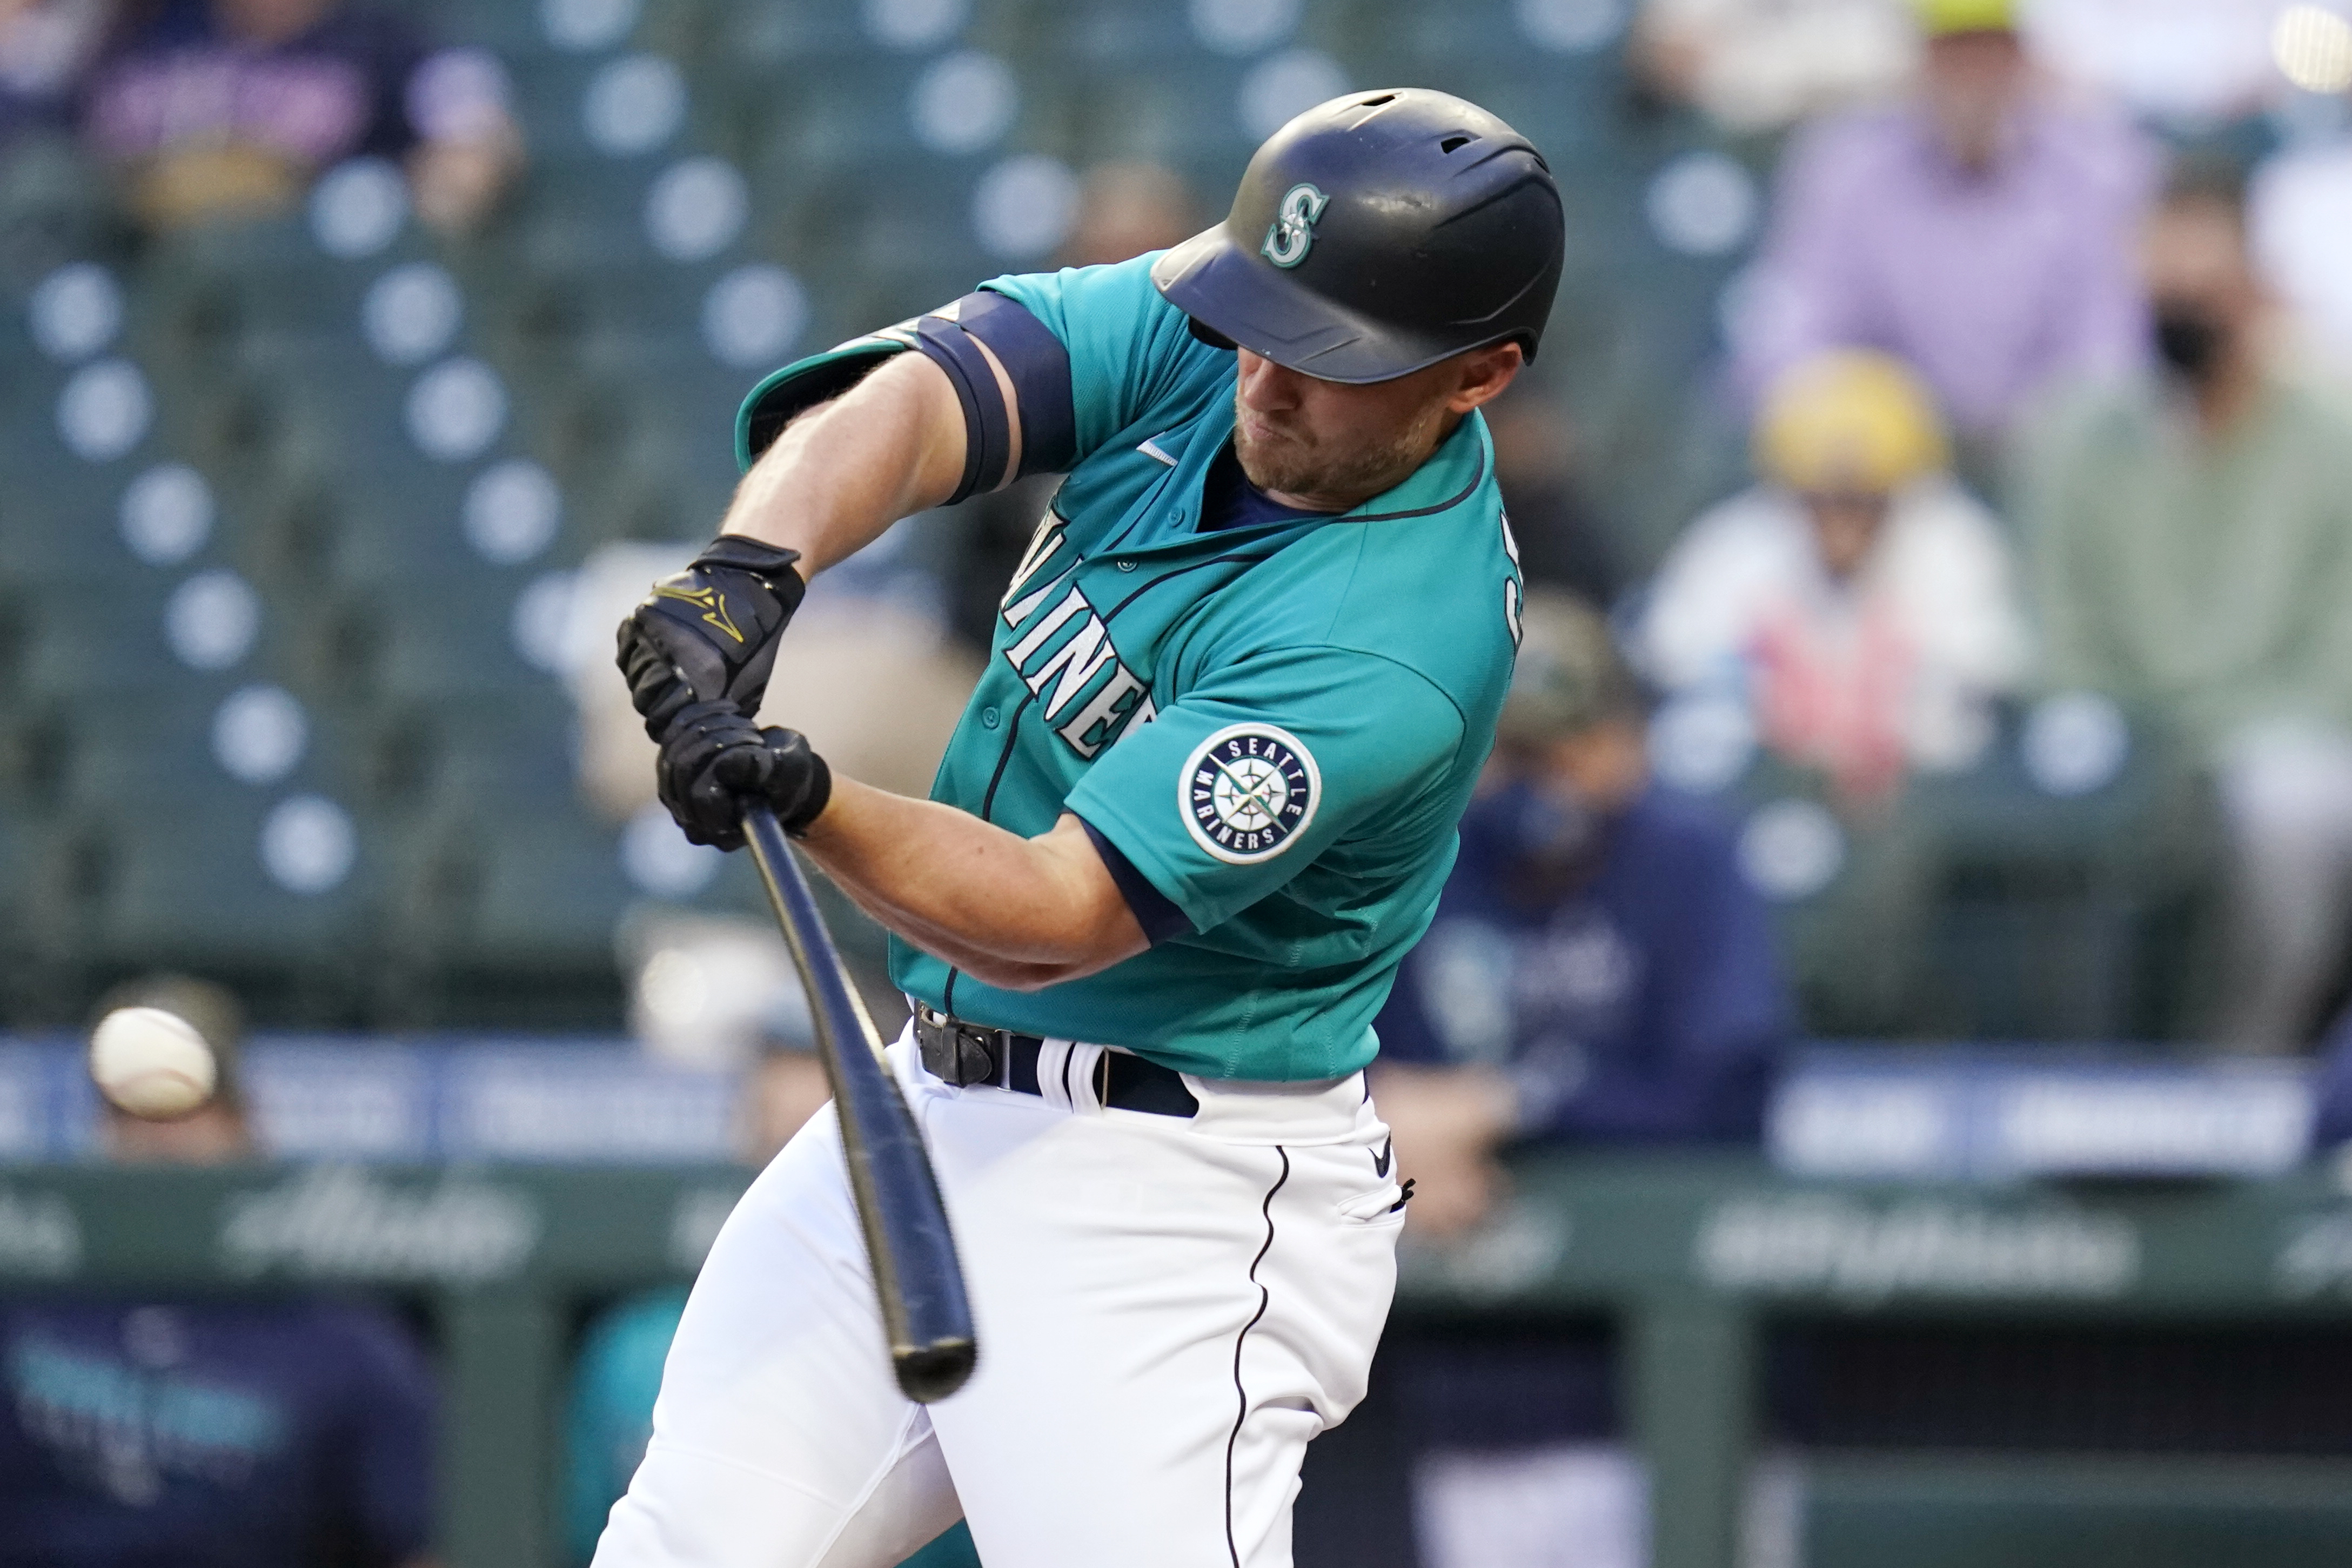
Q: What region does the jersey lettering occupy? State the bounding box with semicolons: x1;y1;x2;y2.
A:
1027;612;1121;718
1001;577;1155;760
1499;509;1524;646
1058;671;1152;759
1001;514;1070;615
1004;585;1090;665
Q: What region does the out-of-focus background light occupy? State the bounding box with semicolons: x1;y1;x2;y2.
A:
2275;3;2352;93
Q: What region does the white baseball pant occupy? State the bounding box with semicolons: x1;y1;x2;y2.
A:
592;1027;1407;1568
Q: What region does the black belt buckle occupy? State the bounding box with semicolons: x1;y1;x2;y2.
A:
915;1004;1001;1087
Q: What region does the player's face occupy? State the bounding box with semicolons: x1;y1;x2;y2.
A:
1232;343;1522;511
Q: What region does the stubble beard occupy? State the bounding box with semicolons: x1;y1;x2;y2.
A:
1232;398;1453;509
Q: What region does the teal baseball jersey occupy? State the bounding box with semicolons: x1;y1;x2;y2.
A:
737;253;1523;1081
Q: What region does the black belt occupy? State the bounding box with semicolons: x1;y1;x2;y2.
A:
912;1004;1199;1118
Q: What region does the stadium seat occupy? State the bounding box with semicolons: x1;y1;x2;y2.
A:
233;334;416;470
0;447;136;586
504;55;628;165
333;575;554;707
11;578;204;706
75;774;378;1006
404;691;582;817
510;160;673;273
387;799;635;1025
309;468;485;588
1905;707;2224;1041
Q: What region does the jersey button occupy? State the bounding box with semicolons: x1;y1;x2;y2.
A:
980;706;1001;729
1117;558;1137;572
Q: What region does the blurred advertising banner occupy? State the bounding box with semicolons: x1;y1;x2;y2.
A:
1772;1047;2314;1181
0;1037;738;1163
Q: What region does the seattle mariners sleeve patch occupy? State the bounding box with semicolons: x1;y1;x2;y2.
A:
1181;724;1321;864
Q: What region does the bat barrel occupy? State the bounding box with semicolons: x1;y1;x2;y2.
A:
741;803;978;1403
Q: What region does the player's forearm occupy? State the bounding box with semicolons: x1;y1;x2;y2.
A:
811;848;1075;990
797;779;1147;990
718;354;967;575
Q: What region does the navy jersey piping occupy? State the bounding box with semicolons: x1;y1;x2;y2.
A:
1103;417;1486;558
1348;439;1487;522
1225;1146;1291;1568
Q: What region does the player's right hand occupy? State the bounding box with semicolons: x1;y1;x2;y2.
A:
656;701;834;849
617;536;806;742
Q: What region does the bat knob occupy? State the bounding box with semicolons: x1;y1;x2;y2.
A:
894;1338;979;1404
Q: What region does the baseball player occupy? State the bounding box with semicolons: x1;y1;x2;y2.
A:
599;89;1565;1568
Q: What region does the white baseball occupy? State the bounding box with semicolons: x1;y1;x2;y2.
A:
89;1007;218;1120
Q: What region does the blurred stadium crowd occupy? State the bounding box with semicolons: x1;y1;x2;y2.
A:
12;0;2352;1563
9;0;2352;1055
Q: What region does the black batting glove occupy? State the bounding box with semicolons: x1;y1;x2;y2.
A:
617;537;806;742
656;702;834;850
738;726;833;839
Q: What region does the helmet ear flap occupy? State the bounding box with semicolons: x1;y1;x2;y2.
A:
1186;316;1237;352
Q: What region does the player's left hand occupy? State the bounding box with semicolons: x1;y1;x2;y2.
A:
656;701;834;849
618;537;806;743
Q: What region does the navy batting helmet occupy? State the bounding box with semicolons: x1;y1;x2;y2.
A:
1151;89;1565;384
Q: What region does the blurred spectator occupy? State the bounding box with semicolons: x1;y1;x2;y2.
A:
2021;0;2288;132
1489;388;1618;607
623;910;822;1073
2021;165;2352;1050
1733;0;2157;472
1375;591;1789;1232
80;0;518;234
1371;594;1790;1567
2314;994;2352;1148
1;0;106;142
565;1037;982;1568
1635;0;1920;136
1;0;113;274
1055;159;1196;268
0;976;440;1568
1642;350;2029;805
2253;129;2352;379
566;1288;689;1567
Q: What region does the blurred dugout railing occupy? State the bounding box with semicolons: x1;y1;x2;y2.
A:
10;1154;2352;1568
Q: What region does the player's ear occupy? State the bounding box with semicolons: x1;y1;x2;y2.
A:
1446;342;1524;414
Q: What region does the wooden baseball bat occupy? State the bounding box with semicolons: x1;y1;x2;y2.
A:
740;802;977;1403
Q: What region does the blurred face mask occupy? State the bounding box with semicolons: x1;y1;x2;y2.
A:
1464;777;1610;910
2152;300;2228;385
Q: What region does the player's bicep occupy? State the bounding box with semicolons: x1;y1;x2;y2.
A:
735;292;1072;504
1064;649;1466;933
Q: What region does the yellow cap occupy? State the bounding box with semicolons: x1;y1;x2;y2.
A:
1754;350;1951;495
1914;0;2014;35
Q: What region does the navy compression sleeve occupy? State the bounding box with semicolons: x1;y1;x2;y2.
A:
909;291;1077;501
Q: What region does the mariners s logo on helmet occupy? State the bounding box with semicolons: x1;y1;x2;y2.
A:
1182;724;1321;863
1260;183;1331;270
